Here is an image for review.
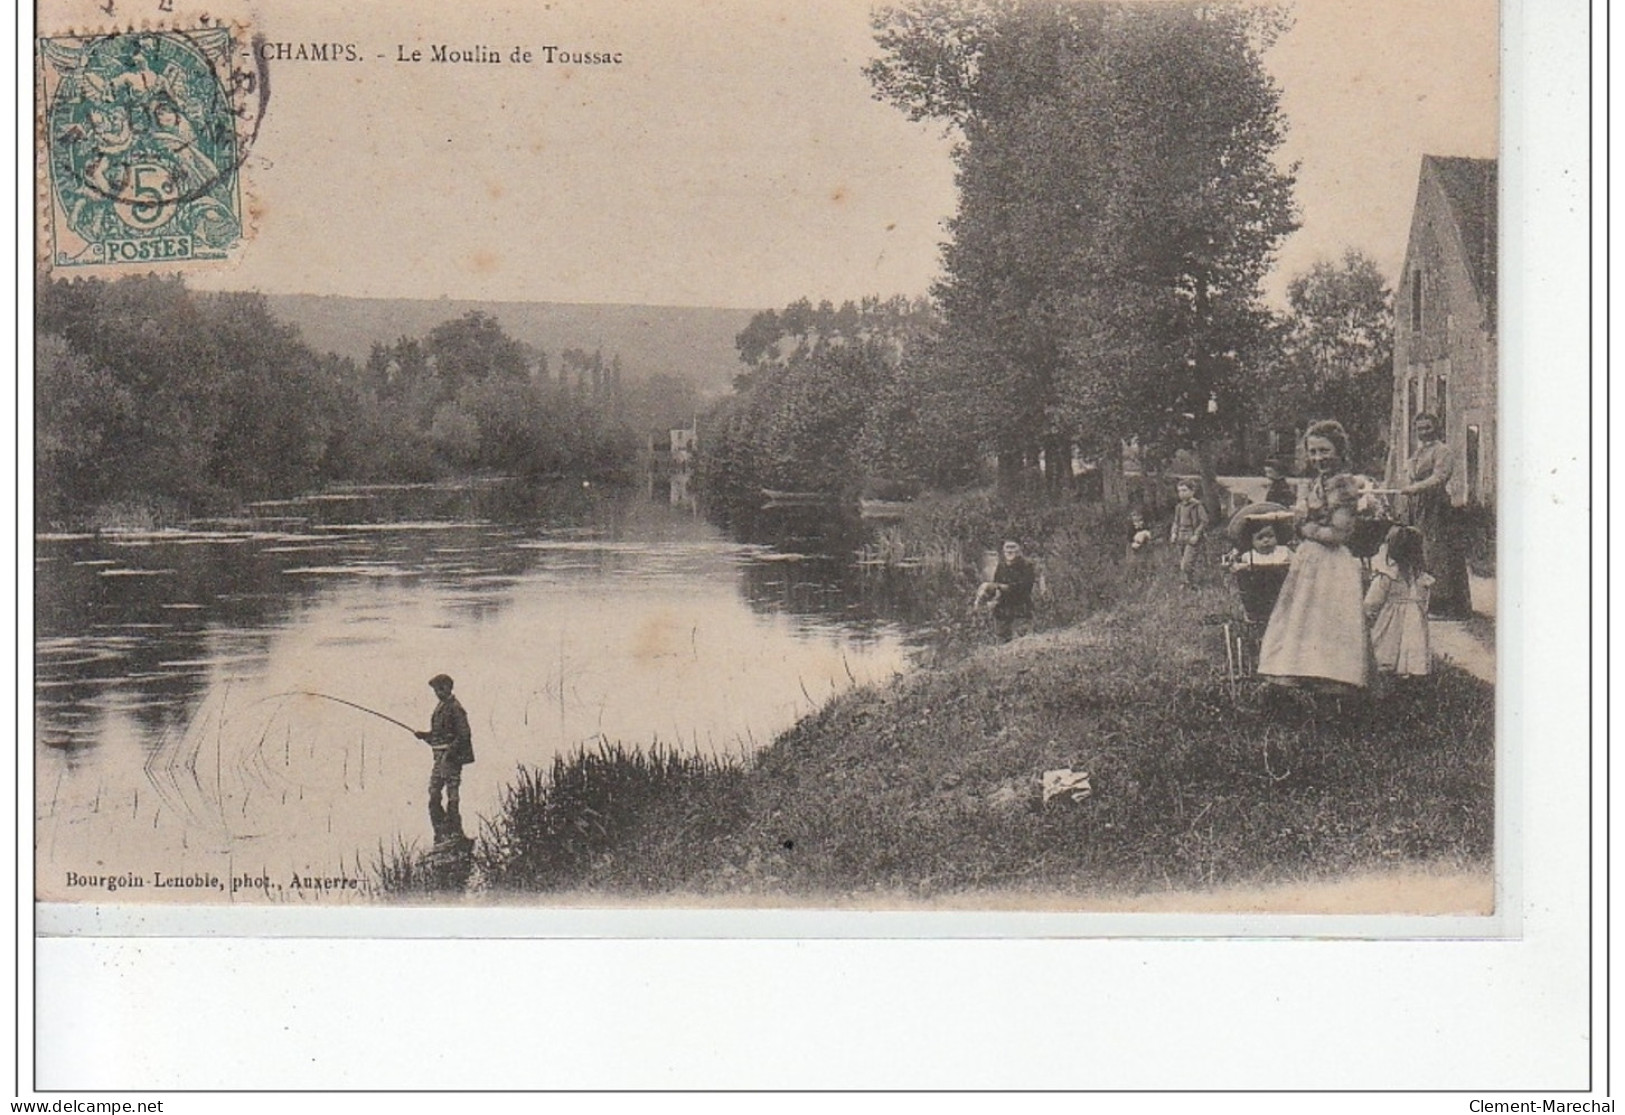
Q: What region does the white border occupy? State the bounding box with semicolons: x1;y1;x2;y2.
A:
17;0;1601;1097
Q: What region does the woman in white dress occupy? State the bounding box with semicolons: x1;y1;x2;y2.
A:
1257;420;1371;692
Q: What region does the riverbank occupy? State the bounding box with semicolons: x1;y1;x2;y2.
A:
393;545;1495;907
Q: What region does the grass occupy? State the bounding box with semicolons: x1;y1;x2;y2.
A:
699;570;1492;899
474;740;750;892
367;836;473;896
373;492;1496;905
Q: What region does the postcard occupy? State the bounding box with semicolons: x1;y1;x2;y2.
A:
31;0;1508;923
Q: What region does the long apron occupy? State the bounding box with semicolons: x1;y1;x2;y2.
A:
1257;540;1371;689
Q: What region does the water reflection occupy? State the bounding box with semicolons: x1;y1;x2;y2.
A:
35;480;920;900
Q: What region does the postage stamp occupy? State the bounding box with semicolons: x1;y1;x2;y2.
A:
37;24;260;269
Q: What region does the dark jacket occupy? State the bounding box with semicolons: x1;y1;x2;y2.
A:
429;695;475;766
1170;498;1210;544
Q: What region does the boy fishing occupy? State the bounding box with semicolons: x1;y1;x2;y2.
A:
415;673;474;845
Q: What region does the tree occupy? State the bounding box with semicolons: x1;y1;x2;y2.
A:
868;1;1298;500
1251;249;1395;472
35;333;135;518
427;400;482;469
853;334;984;491
35;277;347;510
37;274;227;503
621;372;700;436
200;292;340;497
700;296;936;498
425;311;531;399
34;277;648;516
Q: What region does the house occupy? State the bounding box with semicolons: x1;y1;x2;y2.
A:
1386;155;1497;510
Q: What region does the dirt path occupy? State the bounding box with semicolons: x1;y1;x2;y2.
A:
1432;622;1494;683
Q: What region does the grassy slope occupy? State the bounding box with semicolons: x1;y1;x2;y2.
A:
444;560;1493;905
691;575;1493;900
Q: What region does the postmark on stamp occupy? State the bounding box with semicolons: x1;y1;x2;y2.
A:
38;25;263;269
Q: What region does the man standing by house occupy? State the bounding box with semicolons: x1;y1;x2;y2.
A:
415;674;474;845
1398;412;1471;617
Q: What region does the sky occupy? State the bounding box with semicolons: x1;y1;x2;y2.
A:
161;0;1499;309
1264;0;1498;300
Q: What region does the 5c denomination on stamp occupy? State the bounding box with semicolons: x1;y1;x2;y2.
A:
37;24;264;270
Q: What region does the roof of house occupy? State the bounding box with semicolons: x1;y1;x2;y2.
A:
1423;155;1498;328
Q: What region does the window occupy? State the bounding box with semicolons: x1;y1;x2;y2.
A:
1465;425;1481;504
1410;268;1423;330
1434;376;1448;424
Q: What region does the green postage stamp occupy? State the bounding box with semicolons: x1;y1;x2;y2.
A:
38;25;257;268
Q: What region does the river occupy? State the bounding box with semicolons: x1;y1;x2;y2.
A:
34;480;920;901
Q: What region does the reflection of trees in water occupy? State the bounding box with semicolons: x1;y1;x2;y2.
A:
726;504;946;635
723;502;864;552
35;480;942;766
304;477;598;527
35;535;295;750
35;480;616;751
34;479;946;869
737;557;851;618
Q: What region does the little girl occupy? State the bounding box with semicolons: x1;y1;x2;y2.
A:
1127;510;1154;564
1365;525;1435;677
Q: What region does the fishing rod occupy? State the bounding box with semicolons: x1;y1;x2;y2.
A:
264;691;421;737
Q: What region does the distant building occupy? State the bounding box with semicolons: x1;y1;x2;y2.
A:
1387;155;1497;510
645;425;696;472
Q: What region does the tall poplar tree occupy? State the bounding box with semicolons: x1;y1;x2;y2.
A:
868;1;1298;497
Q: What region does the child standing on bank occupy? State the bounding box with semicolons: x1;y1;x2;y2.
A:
1169;480;1210;587
1365;525;1435;677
